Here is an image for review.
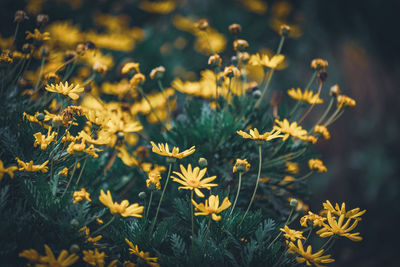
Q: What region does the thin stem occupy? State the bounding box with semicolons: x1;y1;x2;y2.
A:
298;81;323;124
267;206;295;249
269;140;285;159
12;22;20;48
61;158;79;198
157;80;171;115
314;97;334;127
150;163;172;233
320;235;335;250
241;145;262;224
303;226;313;245
323;107;341;127
137;86;168;130
255;69;273;108
230;172;242;215
145;191;154;220
93;215;116;235
276;35;285;55
34;57;46;92
75;157;88;185
325;109;345;127
191;190;194;238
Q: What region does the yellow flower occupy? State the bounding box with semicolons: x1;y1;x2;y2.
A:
40;244;79;267
139;0;176;14
285;161;299;174
33;127;57;150
308;159;327;173
191;195;231;221
337;94;356;109
280;225;305;242
73;188;92;204
249;53;285;69
311;58;328;70
316;211;363;242
125;238;160;267
314;125;330;140
25;29;50;42
279;175;295;186
321;200;366;221
273;119;308;141
96;218;104;224
300;211;327;227
121;62;140;74
287;88;324;104
83;249;106;267
0;160;18;181
237;128;283;142
288;239;335;266
19;248;41;262
99;190;144;218
58;167;68;177
67;142;101;158
45;82;84;100
146;172;162;190
79;226;102;245
150;141;195;159
233;158;251;173
172;164;218;197
15;157;49;173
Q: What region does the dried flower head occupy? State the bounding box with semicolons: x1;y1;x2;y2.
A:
229;23;242;35
233;39;249;51
208;54;222;67
149;66;166;79
311;58;328;70
196;19;209;31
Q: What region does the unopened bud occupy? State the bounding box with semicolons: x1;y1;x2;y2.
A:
252;90;262;99
36;113;45;121
229;23;242;35
290;199;298;207
198;158;208;168
70;219;79;227
36;14;49;26
69;244;80;254
138;192;147;199
14;10;29;23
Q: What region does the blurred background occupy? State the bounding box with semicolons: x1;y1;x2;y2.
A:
1;0;399;265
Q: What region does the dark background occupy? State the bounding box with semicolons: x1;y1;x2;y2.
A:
1;0;399;265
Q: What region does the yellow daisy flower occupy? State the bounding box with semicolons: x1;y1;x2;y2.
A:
321;200;366;221
125;238;160;267
300;211;327;227
0;160;18;181
33;127;57;150
313;125;331;140
249;53;285;69
82;249;106;266
273;119;308;141
280;225;305;242
25;29;50;42
150;141;195;160
287;88;324;104
146;172;162;190
73;188;92;204
317;211;363;242
308;159;327;173
40;244;79;267
171;164;217;197
288;239;335;266
99;190;144;218
191;195;231;221
285;161;299;174
337;94;356;109
233;158;251;173
237;128;283;142
45;81;84;100
15;157;49;173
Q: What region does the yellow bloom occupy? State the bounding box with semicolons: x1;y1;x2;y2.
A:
121;62;140;74
79;226;102;245
67;142;101;158
311;58;328;70
337;94;356;109
150;141;195;159
139;0;176;14
237;128;283;142
73;188;92;204
300;211;327;227
273;119;308;141
288;239;335;267
249;53;285;69
321;200;366;221
240;0;268;14
233;158;251;173
125;238;160;267
99;190;144;218
96;218;104;224
285;161;299;174
33;127;57;150
280;225;305;242
45;81;84;100
171;164;218;197
58;167;68;177
25;29;50;42
149;66;165;79
316;211;363;242
191;195;231;221
19;248;41;262
287;88;323;104
0;160;18;181
314;125;330;140
146;172;162;190
83;249;106;267
308;159;327;173
40;244;79;267
279;175;295;186
15;157;49;173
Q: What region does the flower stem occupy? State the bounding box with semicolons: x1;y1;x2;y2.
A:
12;22;20;48
191;190;194;238
34;57;46;92
157;79;171;115
241;145;262;224
61;158;79;198
75;157;88;185
145;191;153;220
267;206;295;249
150;163;172;233
93;215;116;235
314;97;334;127
230;172;242;216
298;81;323;124
320;235;335;250
324;109;345;127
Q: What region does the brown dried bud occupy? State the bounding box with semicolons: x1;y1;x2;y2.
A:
36;14;49;26
14;10;29;23
280;24;291;36
196;19;209;31
233;39;249;52
208;54;222;67
317;71;328;83
149;66;166;80
229;23;242;35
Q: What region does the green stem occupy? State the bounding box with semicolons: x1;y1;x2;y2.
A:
241;145;262;224
255;69;273;108
34;57;46;92
75;157;88;185
157;80;171;115
276;35;285;55
150;163;172;233
325;109;345;127
320;235;335;250
269;140;286;159
12;22;20;48
298;81;323;124
230;172;242;215
314;97;334;127
191;190;194;238
137;86;168;130
145;191;154;220
323;108;341;127
267;206;295;249
93;215;116;235
61;158;79;198
303;226;313;245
